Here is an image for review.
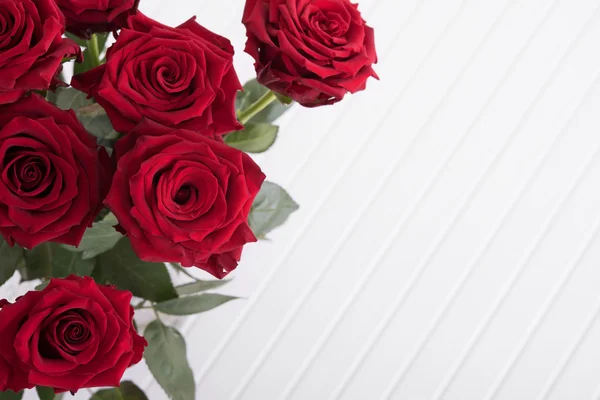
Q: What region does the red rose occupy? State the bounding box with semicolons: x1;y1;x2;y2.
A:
0;94;112;249
72;12;243;136
0;275;146;393
105;120;265;278
243;0;377;107
56;0;139;38
0;0;80;104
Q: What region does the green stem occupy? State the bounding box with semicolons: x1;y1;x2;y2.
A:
238;90;277;125
152;306;162;322
133;299;147;309
86;34;101;68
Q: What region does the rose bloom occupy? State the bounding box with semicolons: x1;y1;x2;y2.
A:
105;121;266;278
0;0;80;104
55;0;139;38
243;0;377;107
0;276;146;393
72;12;242;136
0;94;112;249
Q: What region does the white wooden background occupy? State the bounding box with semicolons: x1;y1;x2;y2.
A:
5;0;600;398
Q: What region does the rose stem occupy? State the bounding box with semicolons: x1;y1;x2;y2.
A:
133;299;147;309
152;306;163;322
85;34;101;68
238;90;278;125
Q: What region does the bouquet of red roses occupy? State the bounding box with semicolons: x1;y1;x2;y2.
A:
0;0;377;398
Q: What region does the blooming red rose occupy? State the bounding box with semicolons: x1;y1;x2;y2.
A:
0;0;80;104
105;120;265;278
56;0;139;38
72;12;243;136
242;0;377;107
0;94;112;249
0;275;146;393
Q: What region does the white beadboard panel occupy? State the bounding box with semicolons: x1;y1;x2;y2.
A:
4;1;600;400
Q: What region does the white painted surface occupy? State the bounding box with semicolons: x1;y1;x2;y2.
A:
5;0;600;399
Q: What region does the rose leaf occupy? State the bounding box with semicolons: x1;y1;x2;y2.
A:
21;243;95;281
75;108;120;147
144;320;195;400
65;32;87;47
175;279;232;296
51;87;94;111
91;381;147;400
74;48;95;76
155;294;239;316
61;213;122;259
249;181;300;238
0;391;22;400
93;238;178;302
224;123;278;153
35;386;62;400
0;237;22;286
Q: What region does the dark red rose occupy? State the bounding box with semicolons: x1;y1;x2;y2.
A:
242;0;377;107
0;275;146;393
72;12;243;136
105;120;265;278
56;0;139;38
0;0;80;104
0;94;112;249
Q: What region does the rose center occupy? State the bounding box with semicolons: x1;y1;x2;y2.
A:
39;310;93;358
4;153;52;194
320;16;340;34
174;185;194;205
150;57;190;94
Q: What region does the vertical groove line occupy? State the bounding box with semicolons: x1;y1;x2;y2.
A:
192;0;469;387
536;281;600;400
381;53;600;400
227;1;515;398
485;200;600;400
481;82;600;400
589;374;600;400
430;8;600;397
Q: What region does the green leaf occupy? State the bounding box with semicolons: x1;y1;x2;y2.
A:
249;181;299;238
236;79;292;124
35;280;49;291
36;386;62;400
74;48;95;75
93;238;177;302
0;237;22;286
0;391;22;400
144;320;195;400
78;113;120;147
225;123;278;153
62;213;122;259
91;381;148;400
75;104;120;147
21;243;95;281
52;87;93;111
155;294;238;316
175;279;231;296
65;32;86;47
